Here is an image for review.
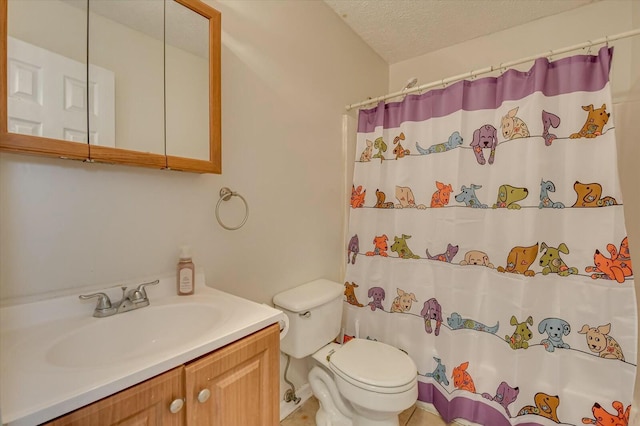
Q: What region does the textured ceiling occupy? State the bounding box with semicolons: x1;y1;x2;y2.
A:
323;0;596;64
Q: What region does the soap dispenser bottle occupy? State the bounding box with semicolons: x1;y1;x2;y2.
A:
177;245;195;295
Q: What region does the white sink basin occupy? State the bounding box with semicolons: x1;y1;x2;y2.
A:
46;303;223;368
0;272;284;426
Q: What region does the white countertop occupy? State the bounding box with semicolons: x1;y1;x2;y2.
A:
0;273;283;425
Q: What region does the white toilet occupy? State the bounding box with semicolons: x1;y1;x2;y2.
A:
273;279;418;426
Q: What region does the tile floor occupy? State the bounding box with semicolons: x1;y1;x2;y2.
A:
280;396;454;426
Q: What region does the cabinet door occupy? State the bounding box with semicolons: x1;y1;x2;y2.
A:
184;324;279;426
43;367;186;426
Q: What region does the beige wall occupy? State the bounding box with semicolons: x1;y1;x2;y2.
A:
389;0;640;420
1;0;387;302
7;0;86;63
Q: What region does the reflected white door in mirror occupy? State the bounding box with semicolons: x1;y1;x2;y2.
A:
8;37;115;145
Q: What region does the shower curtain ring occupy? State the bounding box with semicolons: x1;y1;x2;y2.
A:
215;187;249;230
586;41;593;55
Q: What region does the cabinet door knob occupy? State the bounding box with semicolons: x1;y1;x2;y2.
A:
169;398;184;413
197;388;211;403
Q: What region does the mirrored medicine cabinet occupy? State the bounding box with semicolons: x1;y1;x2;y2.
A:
0;0;221;173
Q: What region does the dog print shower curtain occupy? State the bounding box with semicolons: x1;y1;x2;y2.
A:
344;46;636;426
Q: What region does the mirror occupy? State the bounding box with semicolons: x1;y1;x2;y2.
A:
1;0;221;173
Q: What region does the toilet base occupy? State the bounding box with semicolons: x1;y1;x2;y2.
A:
316;407;400;426
351;415;399;426
315;403;352;426
309;366;352;425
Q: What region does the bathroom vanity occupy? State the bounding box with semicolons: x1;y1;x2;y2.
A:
0;274;282;425
43;324;279;425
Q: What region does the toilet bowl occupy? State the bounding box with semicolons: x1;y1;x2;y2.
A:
312;340;418;426
329;338;418;425
273;280;418;426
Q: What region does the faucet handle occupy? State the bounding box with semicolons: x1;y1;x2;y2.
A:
79;292;112;309
135;279;160;299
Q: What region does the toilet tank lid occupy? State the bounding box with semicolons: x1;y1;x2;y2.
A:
273;279;343;312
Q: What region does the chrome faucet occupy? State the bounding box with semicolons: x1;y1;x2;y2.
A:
79;279;159;318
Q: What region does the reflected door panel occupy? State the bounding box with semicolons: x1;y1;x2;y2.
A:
6;0;88;148
8;37;115;144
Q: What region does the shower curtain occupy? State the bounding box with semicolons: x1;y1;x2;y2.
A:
344;46;636;426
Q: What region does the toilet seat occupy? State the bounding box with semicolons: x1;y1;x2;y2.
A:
329;339;416;394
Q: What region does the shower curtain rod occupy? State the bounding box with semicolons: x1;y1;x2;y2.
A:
345;28;640;111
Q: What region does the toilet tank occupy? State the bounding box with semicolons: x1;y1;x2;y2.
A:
273;279;343;359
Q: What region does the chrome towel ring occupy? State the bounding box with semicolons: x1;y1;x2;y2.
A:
215;187;249;230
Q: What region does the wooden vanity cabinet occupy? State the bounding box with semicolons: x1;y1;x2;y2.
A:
184;323;280;425
42;324;280;426
43;367;185;426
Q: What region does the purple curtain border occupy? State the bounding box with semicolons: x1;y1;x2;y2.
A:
358;46;613;133
419;382;549;426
